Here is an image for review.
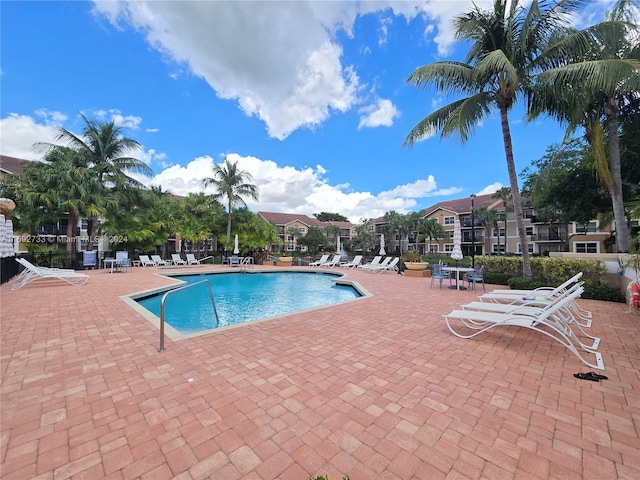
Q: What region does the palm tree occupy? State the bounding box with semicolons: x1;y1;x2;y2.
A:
419;218;449;253
473;206;500;254
405;0;585;279
529;0;640;251
21;147;98;253
201;159;259;252
492;187;511;254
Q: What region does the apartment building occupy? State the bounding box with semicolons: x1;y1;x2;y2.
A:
418;194;616;256
257;212;356;253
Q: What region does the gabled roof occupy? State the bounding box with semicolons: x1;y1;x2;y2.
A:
421;193;502;217
257;211;325;228
0;155;32;176
327;220;355;229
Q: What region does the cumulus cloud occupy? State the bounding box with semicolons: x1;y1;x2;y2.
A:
476;182;505;195
89;1;485;139
0;113;60;160
93;109;142;130
358;98;400;129
146;152;457;223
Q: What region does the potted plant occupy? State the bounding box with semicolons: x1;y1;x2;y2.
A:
402;251;429;271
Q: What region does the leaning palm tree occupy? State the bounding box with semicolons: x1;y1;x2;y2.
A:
201;159;259;252
405;0;586;279
529;0;640;251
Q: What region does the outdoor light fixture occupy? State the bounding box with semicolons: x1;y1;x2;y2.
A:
470;194;476;268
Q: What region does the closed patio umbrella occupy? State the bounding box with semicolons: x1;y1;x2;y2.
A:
379;234;386;255
450;219;464;289
336;235;341;253
233;234;239;255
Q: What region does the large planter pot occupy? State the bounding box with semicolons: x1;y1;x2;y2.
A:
404;262;429;271
278;256;293;267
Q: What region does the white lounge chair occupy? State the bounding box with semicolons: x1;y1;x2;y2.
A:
309;254;330;267
321;255;342;267
444;286;604;370
151;255;170;266
340;255;363;269
12;258;89;290
480;272;591;323
369;257;400;274
138;255;157;267
171;254;187;265
358;256;382;270
185;253;214;265
361;257;391;271
485;272;583;298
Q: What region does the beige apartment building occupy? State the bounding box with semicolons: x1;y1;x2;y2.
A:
418;193;616;256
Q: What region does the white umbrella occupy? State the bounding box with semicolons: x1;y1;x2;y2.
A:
379;234;386;255
233;234;239;254
450;219;463;262
336;235;341;253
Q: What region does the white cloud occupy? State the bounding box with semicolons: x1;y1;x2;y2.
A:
93;109;142;130
145;152;457;223
358;98;400;129
89;1;487;139
476;182;504;195
0;113;59;160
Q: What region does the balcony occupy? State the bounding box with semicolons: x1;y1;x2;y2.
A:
460;219;483;228
531;232;566;242
462;234;484;243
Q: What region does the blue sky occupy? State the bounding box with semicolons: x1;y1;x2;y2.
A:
0;1;615;222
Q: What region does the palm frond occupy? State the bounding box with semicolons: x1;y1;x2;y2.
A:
406;62;478;96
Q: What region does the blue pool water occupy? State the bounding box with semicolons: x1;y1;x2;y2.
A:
136;271;361;334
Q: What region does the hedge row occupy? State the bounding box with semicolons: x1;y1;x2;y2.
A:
474;256;625;303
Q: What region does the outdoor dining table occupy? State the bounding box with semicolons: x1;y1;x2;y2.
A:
443;266;474;290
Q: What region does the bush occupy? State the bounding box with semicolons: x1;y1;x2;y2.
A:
483;272;511;285
507;277;544;291
583;285;626;303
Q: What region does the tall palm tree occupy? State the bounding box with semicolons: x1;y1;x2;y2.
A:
529;1;640;251
473;206;500;254
492;187;511;254
419;218;449;253
405;0;586;279
201;159;259;252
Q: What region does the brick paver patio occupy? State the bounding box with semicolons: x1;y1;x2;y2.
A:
1;264;639;479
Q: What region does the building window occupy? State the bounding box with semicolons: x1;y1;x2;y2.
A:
286;235;295;242
429;244;439;253
286;244;295;252
574;242;598;254
516;243;535;253
444;216;455;225
444;244;454;252
298;227;307;234
492;244;505;253
492;227;505;237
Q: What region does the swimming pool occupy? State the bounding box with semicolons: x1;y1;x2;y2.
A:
134;271;363;335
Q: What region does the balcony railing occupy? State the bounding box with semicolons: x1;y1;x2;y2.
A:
531;232;567;242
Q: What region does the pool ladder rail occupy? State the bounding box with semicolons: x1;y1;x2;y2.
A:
239;256;254;271
158;280;219;352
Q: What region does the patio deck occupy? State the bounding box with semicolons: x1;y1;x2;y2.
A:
1;264;639;479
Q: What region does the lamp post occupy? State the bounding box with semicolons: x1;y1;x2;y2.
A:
397;225;403;274
470;194;476;268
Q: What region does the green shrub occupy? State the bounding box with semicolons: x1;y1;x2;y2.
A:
507;277;544;291
583;285;626;303
483;272;512;285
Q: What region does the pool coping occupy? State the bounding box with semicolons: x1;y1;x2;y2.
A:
120;267;372;342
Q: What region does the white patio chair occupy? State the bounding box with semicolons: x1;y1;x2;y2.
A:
444;286;604;370
358;256;382;270
171;253;187;265
340;255;363;269
151;255;170;266
309;254;330;267
138;255;157;267
12;258;89;290
369;257;400;274
321;255;342;267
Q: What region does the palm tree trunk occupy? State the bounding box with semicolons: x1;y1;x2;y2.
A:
500;107;532;279
66;213;78;255
225;200;232;252
605;99;631;252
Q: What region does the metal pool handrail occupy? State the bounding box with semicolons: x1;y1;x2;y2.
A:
158;280;219;351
